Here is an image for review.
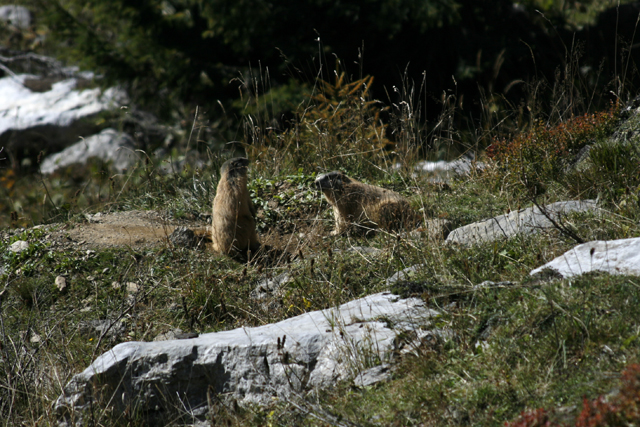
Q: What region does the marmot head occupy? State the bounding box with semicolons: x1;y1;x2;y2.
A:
220;157;250;179
314;171;350;193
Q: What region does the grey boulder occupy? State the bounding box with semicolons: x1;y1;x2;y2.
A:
54;292;440;426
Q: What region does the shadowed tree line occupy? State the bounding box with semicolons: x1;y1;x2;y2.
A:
17;0;640;148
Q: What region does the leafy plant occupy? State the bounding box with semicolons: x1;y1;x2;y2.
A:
246;67;393;176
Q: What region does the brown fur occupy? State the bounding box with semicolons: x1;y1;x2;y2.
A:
314;171;419;235
211;157;260;259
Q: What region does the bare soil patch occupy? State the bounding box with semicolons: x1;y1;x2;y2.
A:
45;210;211;251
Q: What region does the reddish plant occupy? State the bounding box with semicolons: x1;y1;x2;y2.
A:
576;364;640;427
487;105;619;163
505;408;554;427
486;104;620;191
505;364;640;427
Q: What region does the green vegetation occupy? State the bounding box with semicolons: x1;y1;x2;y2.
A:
487;105;622;197
2;81;640;424
5;0;639;140
1;0;640;426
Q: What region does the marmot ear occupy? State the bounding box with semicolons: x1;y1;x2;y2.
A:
331;171;349;186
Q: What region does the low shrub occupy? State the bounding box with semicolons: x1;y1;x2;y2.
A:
486;104;620;198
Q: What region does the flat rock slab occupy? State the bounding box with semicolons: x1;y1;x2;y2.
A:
446;200;597;245
54;292;439;426
530;237;640;278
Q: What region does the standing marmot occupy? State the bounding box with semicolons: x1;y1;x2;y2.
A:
211;157;260;260
314;171;419;235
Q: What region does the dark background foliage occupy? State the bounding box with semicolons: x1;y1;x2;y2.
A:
18;0;640;146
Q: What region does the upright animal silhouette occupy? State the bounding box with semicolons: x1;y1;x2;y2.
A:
211;157;260;260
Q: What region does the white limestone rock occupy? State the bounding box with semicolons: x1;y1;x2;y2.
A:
530;237;640;278
385;264;424;286
0;74;125;134
251;272;292;301
54;292;440;426
9;240;28;253
414;156;485;175
394;153;485;183
446;200;597;245
0;5;31;28
39;128;139;174
0;74;127;168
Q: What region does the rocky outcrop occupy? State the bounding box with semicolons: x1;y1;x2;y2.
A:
0;5;31;29
530;237;640;278
446;200;597;245
39;128;139;174
55;292;440;426
0;73;126;169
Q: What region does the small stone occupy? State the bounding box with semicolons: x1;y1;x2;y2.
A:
602;345;615;356
251;273;292;302
353;364;392;388
153;329;184;341
126;282;140;294
30;333;41;344
346;246;382;256
385;265;424;286
9;240;29;253
85;213;104;223
169;227;197;248
55;276;67;292
79;319;127;341
112;281;121;290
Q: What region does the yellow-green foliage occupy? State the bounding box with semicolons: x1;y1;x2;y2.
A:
247;70;392;175
304;72;391;154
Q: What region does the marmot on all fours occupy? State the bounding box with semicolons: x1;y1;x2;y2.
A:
315;171;420;235
211;157;260;260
